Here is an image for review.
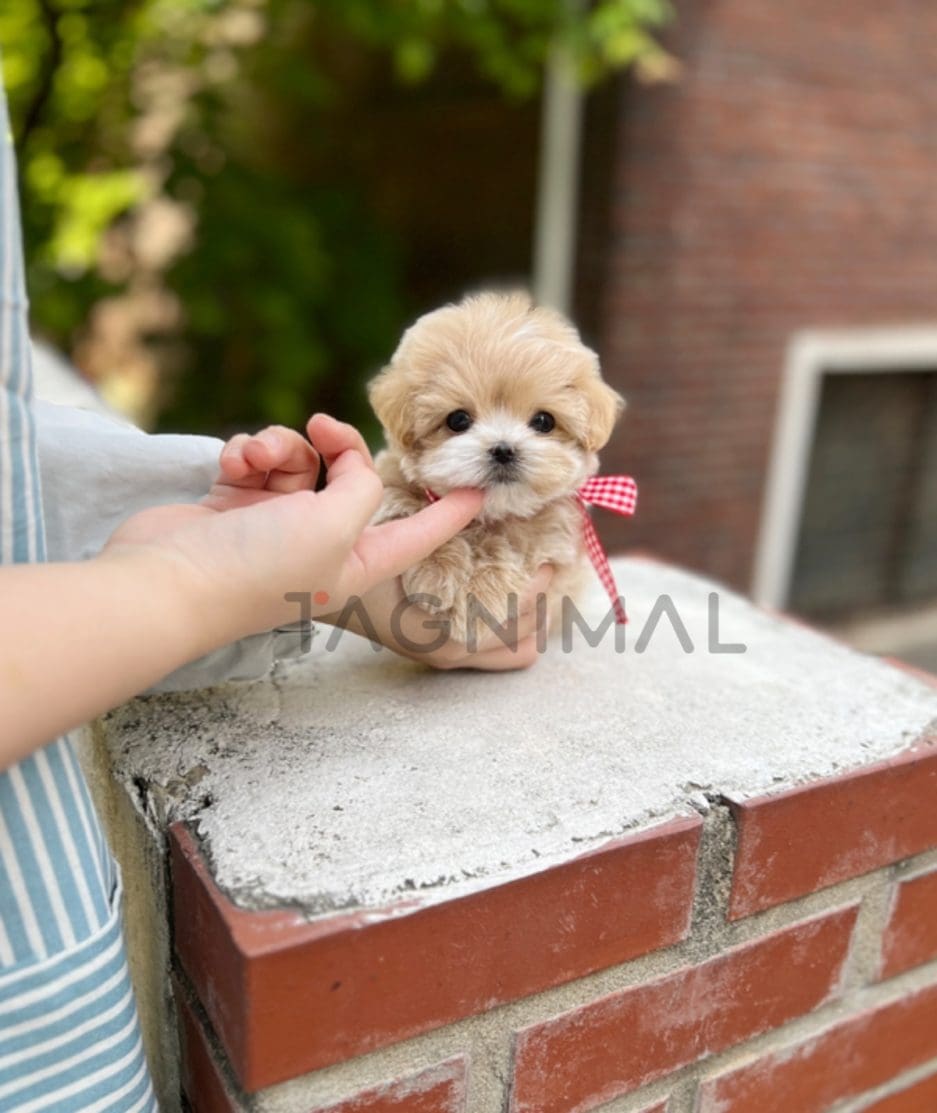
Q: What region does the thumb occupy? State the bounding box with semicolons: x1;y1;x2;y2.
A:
353;488;484;585
314;449;386;540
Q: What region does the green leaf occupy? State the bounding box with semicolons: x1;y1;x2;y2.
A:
395;36;436;81
49;170;146;272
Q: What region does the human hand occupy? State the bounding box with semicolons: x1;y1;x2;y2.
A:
102;414;484;655
205;420;322;506
206;419;553;671
323;563;555;671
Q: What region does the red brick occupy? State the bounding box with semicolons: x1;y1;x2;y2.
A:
311;1058;467;1113
860;1071;937;1113
698;982;937;1113
728;741;937;919
170;816;701;1091
173;972;466;1112
880;868;937;980
174;977;241;1113
509;905;858;1113
577;0;937;589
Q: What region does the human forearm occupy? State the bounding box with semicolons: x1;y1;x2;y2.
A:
1;418;486;768
0;549;216;768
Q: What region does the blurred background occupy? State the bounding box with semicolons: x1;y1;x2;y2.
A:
2;0;936;668
1;0;672;434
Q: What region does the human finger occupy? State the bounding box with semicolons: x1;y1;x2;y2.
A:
314;449;386;539
385;603;538;667
469;595;547;653
353;489;484;585
243;426;320;488
441;634;540;672
307;413;374;467
218;434;257;483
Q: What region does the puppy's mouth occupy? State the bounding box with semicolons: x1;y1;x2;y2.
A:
487;463;521;485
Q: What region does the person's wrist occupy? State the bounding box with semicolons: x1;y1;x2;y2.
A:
96;542;238;662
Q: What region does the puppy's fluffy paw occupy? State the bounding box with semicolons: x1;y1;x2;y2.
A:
440;559;527;644
401;536;473;619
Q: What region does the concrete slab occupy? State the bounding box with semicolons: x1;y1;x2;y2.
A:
102;557;937;917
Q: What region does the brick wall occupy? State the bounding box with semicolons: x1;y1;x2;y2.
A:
173;732;937;1113
90;557;937;1111
578;0;937;591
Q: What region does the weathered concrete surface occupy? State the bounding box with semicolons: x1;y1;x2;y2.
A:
102;556;937;917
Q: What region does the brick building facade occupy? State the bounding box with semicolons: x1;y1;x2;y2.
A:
578;0;937;601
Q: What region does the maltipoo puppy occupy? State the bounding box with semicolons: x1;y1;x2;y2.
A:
369;290;626;642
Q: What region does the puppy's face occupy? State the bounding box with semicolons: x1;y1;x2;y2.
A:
369;292;624;520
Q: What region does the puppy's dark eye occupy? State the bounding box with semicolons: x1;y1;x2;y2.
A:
446;409;473;433
529;411;555;434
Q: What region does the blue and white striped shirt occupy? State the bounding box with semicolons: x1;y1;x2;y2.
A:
0;75;158;1113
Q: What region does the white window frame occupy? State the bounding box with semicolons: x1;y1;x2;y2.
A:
752;327;937;610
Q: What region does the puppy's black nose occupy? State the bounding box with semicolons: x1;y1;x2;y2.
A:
489;442;516;465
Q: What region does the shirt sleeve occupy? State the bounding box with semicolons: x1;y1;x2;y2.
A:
34;399;309;690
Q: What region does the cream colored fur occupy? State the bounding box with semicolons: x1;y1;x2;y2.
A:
369;291;624;642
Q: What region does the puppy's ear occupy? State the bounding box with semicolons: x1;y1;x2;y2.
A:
582;376;625;452
368;363;415;449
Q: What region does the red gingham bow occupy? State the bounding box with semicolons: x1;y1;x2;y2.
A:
575;475;638;624
424;474;638;625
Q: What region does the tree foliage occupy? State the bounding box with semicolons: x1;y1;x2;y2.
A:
0;0;671;433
